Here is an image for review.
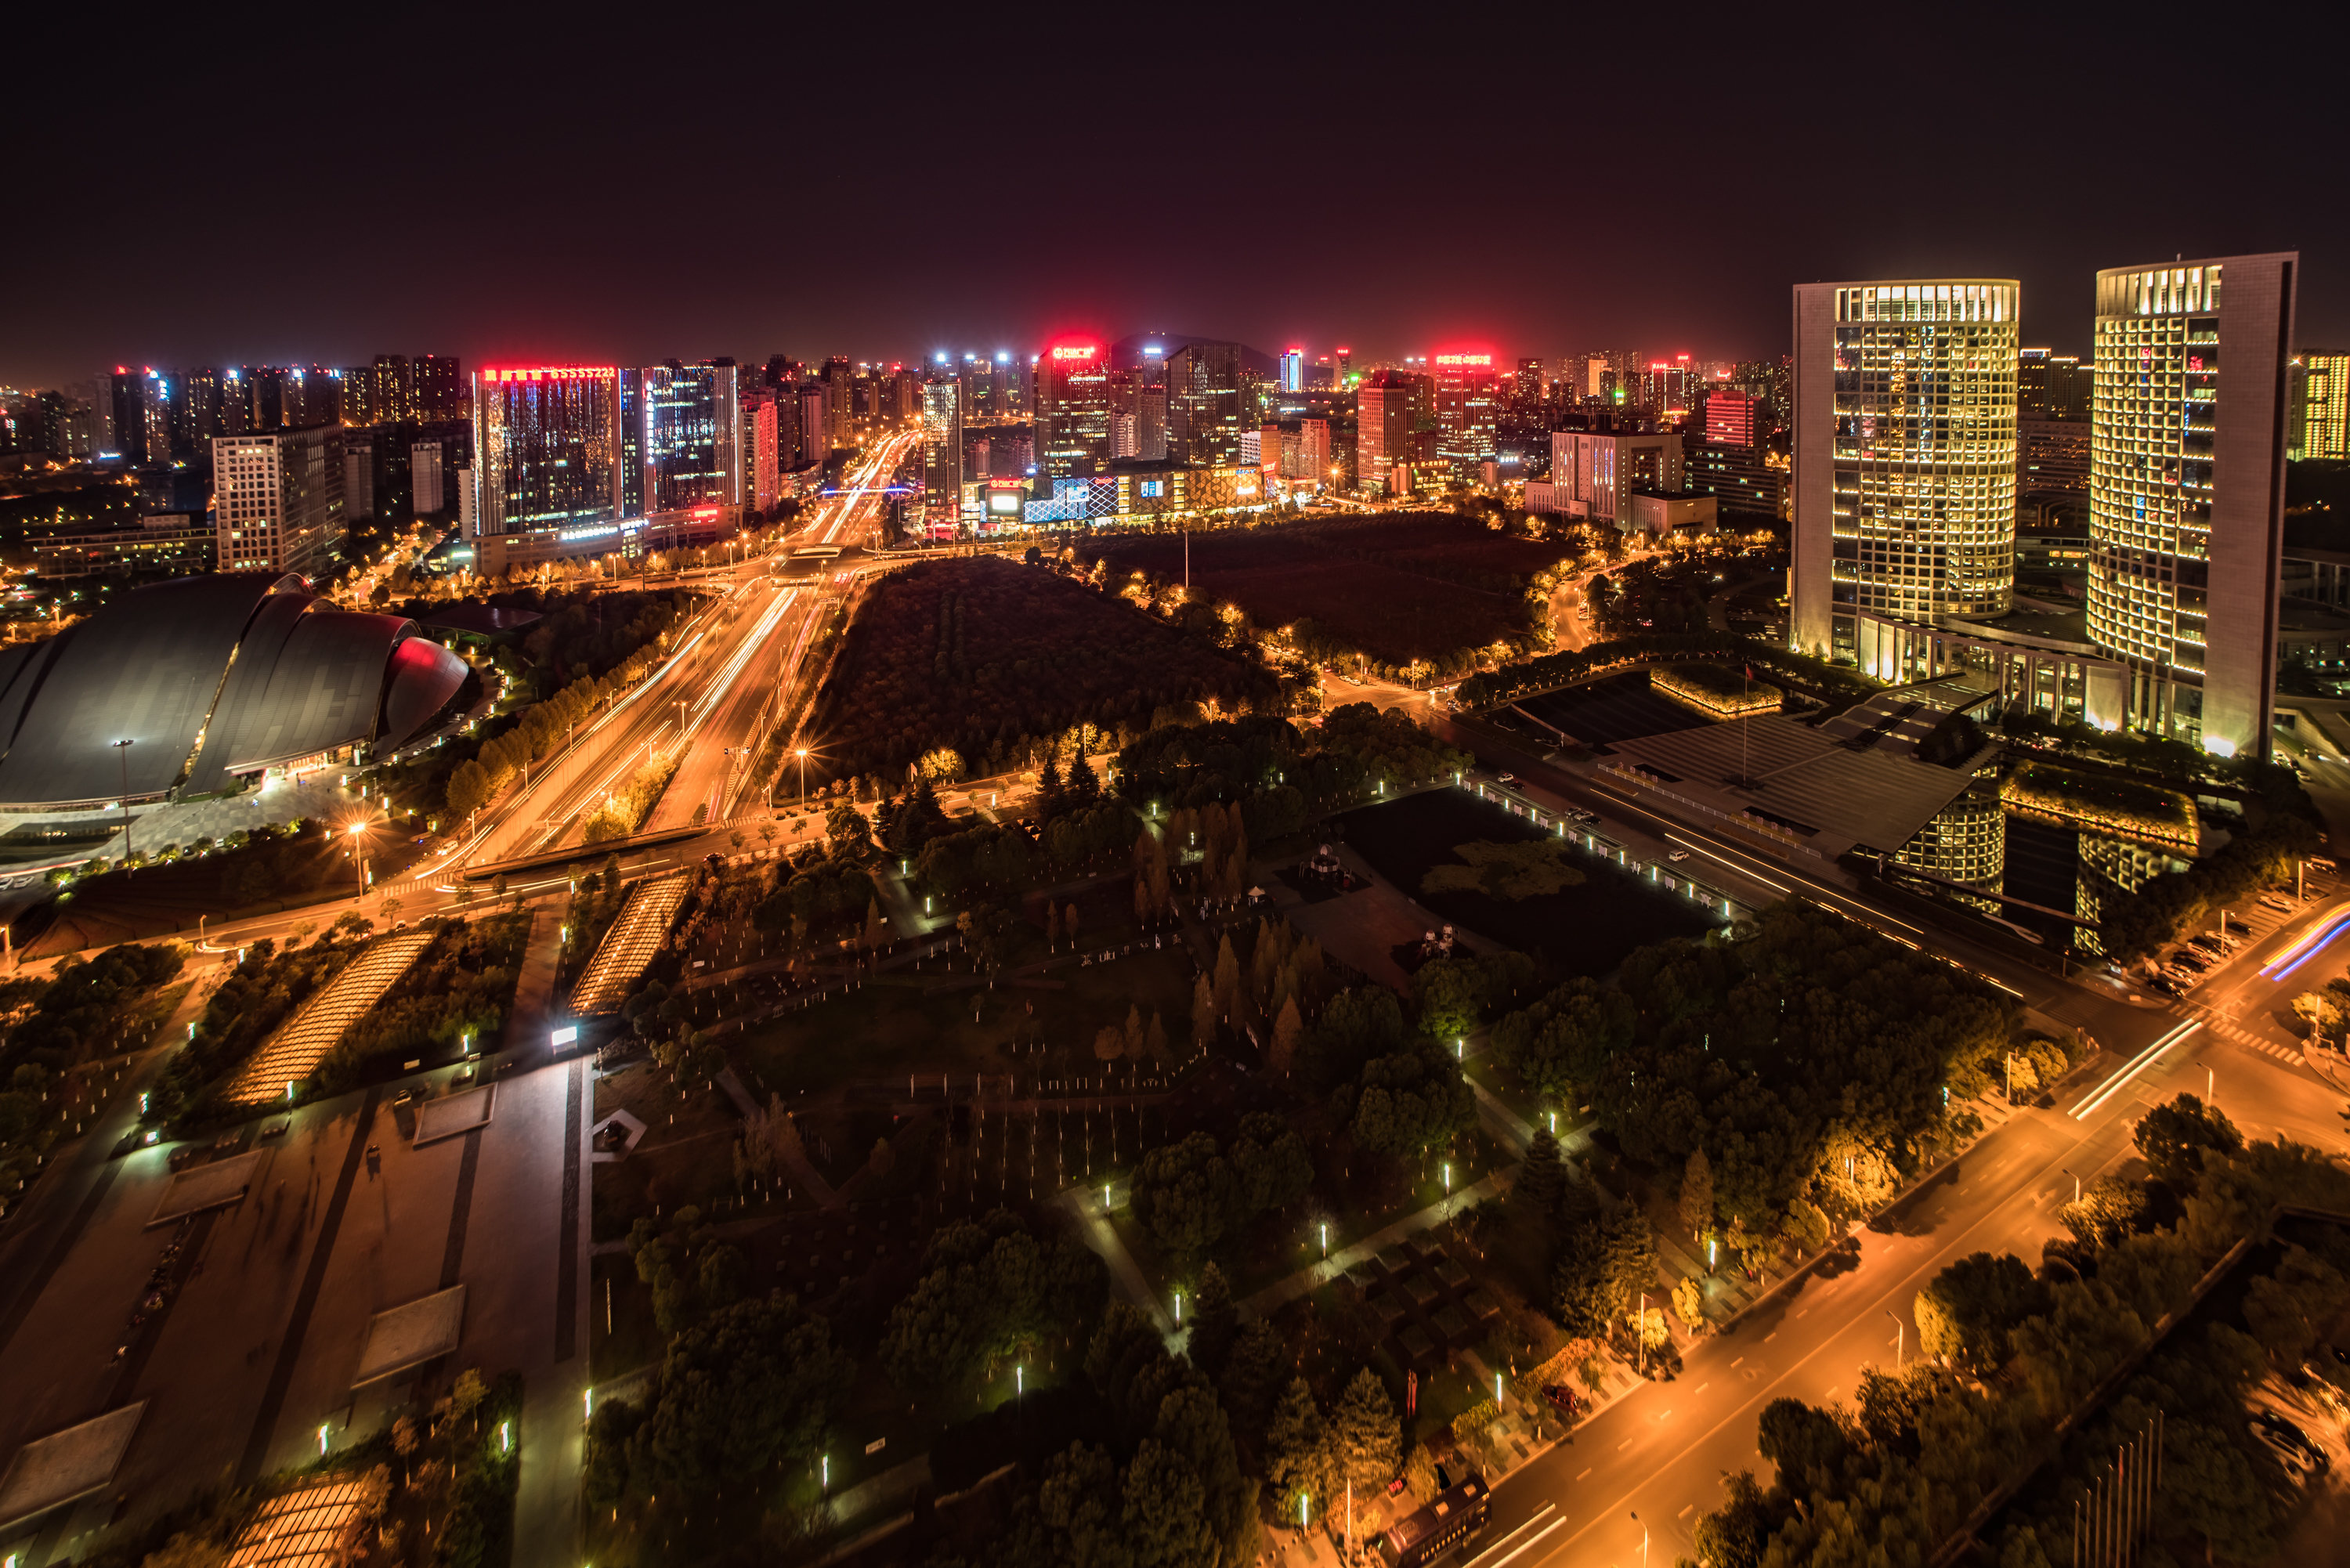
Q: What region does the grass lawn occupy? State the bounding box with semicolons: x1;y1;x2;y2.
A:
1338;788;1719;974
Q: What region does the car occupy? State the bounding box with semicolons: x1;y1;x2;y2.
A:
2148;974;2186;997
2189;934;2225;955
1496;772;1517;786
2250;1411;2327;1474
2223;915;2251;934
2312;856;2339;874
2169;949;2212;971
2262;894;2297;913
1541;1383;1583;1416
1668;850;1690;862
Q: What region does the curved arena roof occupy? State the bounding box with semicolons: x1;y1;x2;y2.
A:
0;573;468;810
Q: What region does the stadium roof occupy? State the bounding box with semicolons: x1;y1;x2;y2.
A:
0;573;468;810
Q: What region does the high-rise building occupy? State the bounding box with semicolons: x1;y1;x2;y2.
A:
1278;349;1304;393
2299;353;2348;461
743;392;779;513
1336;347;1353;384
922;375;963;528
1788;280;2019;667
107;369;170;465
2086;254;2297;756
1430;353;1499;480
635;359;742;512
2017;349;2092;421
821;356;854;449
1698;389;1758;447
213;425;345;576
795;383;829;473
470;365;619;537
1166;341;1254;464
416;355;465;423
1037;338;1113;477
1357;370;1428;493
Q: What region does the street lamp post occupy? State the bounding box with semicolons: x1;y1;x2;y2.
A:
1886;1309;1904;1370
796;747;810;806
2063;1167;2080;1204
1632;1512;1648;1568
113;739;134;871
349;822;368;899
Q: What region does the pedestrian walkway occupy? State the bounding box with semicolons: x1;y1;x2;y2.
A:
1058;1188;1173;1335
2176;1001;2306;1067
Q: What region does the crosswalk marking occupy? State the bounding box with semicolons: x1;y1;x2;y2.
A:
2173;1003;2305;1066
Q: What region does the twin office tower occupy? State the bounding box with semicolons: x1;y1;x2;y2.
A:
1788;252;2298;760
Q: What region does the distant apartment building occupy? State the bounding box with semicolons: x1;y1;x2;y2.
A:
213;424;346;576
2298;353;2348;461
471;366;619;537
922;375;964;530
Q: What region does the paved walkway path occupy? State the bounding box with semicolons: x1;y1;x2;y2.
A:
1238;1170;1508;1318
1058;1187;1173;1335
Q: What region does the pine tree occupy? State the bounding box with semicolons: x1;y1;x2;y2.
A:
1678;1147;1716;1245
862;898;890;952
1123;1003;1146;1059
1520;1125;1564;1213
1213;934;1242;1026
1330;1367;1402;1492
1264;1378;1332;1509
1271;996;1303;1077
1250;918;1279;999
1036;751;1066;821
1045;903;1061;951
1144;1011;1169;1062
1223;819;1251;899
1063;901;1080;948
1189;1262;1238;1379
1192;971;1218;1045
1067;740;1100;804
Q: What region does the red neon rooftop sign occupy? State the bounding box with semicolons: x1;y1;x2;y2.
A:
1047;341;1101;361
480;366;617;383
1433;352;1493;367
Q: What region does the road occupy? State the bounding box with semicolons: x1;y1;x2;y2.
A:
1549;547;1660;652
462;431;918;867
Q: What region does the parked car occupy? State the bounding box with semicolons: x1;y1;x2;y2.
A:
1542;1384;1583;1417
2250;1411;2327;1475
2170;949;2212;972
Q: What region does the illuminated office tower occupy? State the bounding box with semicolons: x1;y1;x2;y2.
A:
922;374;963;526
2299;353;2348;461
470;365;619;536
635;359;742;512
1279;348;1304;393
1357;370;1429;492
1788;280;2019;668
2086;254;2298;757
1036;338;1112;477
1430;352;1499;479
1166;341;1252;464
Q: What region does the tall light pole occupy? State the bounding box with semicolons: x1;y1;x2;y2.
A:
1632;1511;1648;1568
2063;1167;2080;1204
113;739;134;871
1885;1308;1904;1369
348;822;368;900
796;747;809;806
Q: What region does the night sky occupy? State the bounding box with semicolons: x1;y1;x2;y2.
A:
7;6;2337;387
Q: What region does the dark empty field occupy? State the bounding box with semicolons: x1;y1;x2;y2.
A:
1083;515;1568;671
1516;671;1709;747
1338;788;1717;974
809;555;1272;779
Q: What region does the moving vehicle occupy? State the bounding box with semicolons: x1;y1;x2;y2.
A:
1668;850;1690;862
1495;772;1517;786
2249;1411;2327;1476
1378;1472;1491;1568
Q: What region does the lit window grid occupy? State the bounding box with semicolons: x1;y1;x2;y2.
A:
2086;290;2221;671
1828;305;2018;621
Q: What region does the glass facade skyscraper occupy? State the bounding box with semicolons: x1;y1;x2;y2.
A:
471;366;619;536
2086;255;2297;756
1790;280;2018;670
1037;340;1112;478
634;359;742;514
